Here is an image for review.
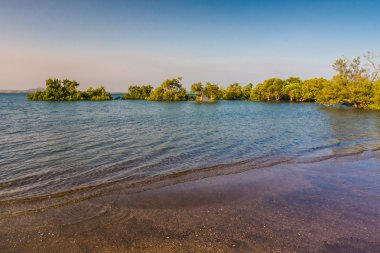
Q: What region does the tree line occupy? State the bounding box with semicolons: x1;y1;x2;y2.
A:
28;54;380;110
27;78;112;101
121;53;380;109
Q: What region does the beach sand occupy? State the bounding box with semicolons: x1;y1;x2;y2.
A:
1;151;379;252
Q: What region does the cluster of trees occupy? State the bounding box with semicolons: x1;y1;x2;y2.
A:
190;82;221;101
223;82;253;100
147;78;187;101
317;54;380;109
250;77;330;102
188;82;254;101
120;55;380;109
28;54;380;109
122;78;329;103
27;78;112;101
121;79;253;102
250;53;380;109
122;85;153;100
122;77;188;101
121;78;188;101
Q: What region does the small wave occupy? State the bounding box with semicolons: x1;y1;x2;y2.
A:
1;148;379;221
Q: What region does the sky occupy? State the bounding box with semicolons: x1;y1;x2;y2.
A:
1;0;380;91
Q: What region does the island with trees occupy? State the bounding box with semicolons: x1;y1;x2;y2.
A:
28;54;380;110
27;78;112;101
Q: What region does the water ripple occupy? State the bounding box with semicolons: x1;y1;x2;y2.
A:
0;95;380;202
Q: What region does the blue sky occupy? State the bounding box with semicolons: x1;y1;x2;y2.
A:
1;0;379;91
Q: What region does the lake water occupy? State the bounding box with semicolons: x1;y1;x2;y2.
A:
1;93;380;203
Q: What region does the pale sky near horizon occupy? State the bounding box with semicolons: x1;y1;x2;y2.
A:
1;0;379;91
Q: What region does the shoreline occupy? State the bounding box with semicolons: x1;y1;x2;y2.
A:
1;150;379;252
2;147;378;219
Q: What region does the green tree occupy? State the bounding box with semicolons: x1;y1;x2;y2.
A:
315;78;343;105
190;82;204;102
203;82;220;101
346;78;373;108
241;83;253;100
62;79;83;100
284;82;302;102
28;78;112;101
283;77;302;101
122;85;153;99
370;79;380;109
301;78;327;102
84;86;112;101
148;78;187;101
141;85;153;99
261;78;285;101
223;83;242;100
250;83;264;101
316;56;376;108
286;77;302;85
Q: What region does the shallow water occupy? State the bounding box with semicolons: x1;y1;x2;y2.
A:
1;151;379;252
1;93;380;203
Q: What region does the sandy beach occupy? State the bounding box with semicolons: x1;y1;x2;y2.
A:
1;150;379;252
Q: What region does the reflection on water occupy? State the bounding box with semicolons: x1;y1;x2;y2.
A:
0;94;379;204
321;107;380;154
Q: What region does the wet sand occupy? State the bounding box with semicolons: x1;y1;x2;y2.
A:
1;151;380;252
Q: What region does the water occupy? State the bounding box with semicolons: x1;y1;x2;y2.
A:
1;93;380;203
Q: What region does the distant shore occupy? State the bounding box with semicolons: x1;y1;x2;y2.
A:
19;53;380;109
0;88;43;94
1;150;379;252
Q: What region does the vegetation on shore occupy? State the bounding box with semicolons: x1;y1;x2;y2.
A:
190;82;221;102
27;53;380;109
27;78;112;101
121;53;380;109
147;78;187;101
122;85;153;100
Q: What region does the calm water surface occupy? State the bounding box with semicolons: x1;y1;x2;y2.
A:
1;93;379;202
